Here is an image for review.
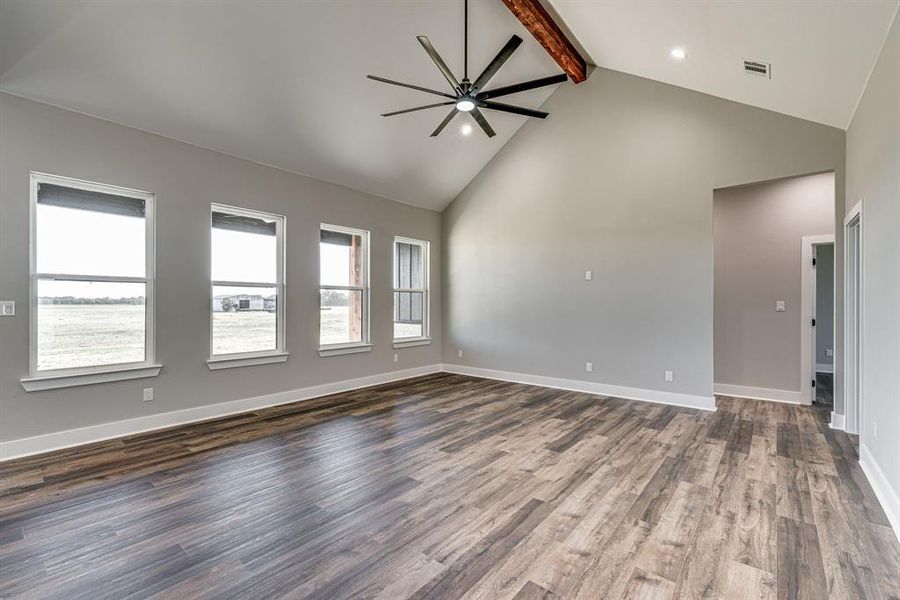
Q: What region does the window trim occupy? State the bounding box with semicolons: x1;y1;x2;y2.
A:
318;223;371;355
208;203;287;367
392;236;431;346
23;172;158;390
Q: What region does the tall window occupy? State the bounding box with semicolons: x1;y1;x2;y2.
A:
210;205;285;364
28;173;155;380
393;237;430;344
319;224;369;353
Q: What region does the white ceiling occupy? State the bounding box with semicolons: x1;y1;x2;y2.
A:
1;2;896;211
549;0;898;130
0;0;563;211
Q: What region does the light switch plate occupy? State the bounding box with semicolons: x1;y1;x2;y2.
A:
585;362;593;372
585;270;593;281
826;348;833;357
0;301;14;316
664;370;674;382
775;300;786;312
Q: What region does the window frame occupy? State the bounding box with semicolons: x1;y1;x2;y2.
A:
208;203;287;369
392;236;431;348
22;172;160;391
318;223;371;356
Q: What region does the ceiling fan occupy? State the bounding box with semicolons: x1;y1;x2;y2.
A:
367;0;567;138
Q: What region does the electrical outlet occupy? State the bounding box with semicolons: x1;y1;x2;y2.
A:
0;301;14;316
142;388;153;402
585;362;593;373
457;349;463;359
393;353;399;363
664;370;674;382
775;300;786;312
826;348;833;357
584;270;593;281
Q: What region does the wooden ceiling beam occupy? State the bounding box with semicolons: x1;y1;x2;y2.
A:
499;0;588;83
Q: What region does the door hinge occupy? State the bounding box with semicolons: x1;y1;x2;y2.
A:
811;318;816;326
812;257;816;267
812;379;816;387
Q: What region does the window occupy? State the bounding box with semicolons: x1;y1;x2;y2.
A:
22;173;158;391
393;237;430;346
319;224;370;355
209;205;286;368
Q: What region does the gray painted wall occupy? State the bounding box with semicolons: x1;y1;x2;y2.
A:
443;67;845;402
815;243;834;369
713;173;834;392
0;92;442;443
845;13;900;507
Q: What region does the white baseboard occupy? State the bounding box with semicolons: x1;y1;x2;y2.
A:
829;411;846;430
713;383;806;405
0;364;443;462
859;443;900;544
443;364;716;411
816;363;834;374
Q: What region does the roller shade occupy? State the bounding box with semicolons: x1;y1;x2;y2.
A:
38;183;145;218
320;229;354;246
212;211;277;236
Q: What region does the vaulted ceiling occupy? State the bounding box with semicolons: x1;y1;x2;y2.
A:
1;1;896;211
0;0;562;211
549;0;898;130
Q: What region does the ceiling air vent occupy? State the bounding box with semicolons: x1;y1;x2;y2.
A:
743;60;771;78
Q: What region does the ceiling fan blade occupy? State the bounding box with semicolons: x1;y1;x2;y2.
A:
471;35;523;92
430;109;459;137
470;108;496;138
367;75;456;99
417;36;462;93
479;101;548;119
381;101;456;117
478;73;568;100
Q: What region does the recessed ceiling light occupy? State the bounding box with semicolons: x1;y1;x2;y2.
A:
460;123;473;136
670;47;687;60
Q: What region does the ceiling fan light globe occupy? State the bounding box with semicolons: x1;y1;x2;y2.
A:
456;99;476;112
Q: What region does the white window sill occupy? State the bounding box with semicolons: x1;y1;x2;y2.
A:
393;338;432;348
207;352;289;370
318;343;373;357
21;364;163;392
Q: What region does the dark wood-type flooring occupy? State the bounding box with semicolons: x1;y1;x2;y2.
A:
1;373;898;599
816;372;834;409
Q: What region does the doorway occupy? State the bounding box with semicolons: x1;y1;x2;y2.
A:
843;202;862;434
814;242;834;408
801;234;835;407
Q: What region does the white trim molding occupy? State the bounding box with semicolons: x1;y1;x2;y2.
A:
393;338;431;349
859;443;900;543
829;412;845;430
21;364;163;392
2;364;441;461
207;352;289;370
844;201;863;435
318;343;373;357
714;383;804;404
445;364;716;411
815;363;834;374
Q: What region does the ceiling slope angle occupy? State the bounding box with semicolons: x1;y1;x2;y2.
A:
0;0;565;211
548;0;899;129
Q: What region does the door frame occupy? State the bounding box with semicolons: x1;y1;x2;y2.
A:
800;234;835;406
843;201;863;434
